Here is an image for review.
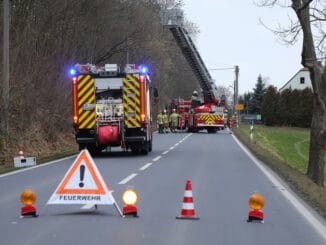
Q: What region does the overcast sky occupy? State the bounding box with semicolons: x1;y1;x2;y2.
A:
183;0;303;94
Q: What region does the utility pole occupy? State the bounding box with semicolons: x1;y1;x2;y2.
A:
234;65;239;126
234;65;239;107
2;0;10;135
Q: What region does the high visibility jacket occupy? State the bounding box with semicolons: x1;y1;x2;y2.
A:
157;113;163;124
162;114;169;124
191;95;198;101
170;112;179;125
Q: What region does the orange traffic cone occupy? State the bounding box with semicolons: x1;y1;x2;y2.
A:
18;146;25;159
176;179;199;220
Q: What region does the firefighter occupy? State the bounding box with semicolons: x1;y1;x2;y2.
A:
157;110;164;134
170;109;179;133
191;90;199;108
162;109;169;133
191;91;198;102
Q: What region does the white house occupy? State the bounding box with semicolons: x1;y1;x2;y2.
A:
279;68;312;92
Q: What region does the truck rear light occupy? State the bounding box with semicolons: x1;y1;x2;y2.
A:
73;116;78;124
141;114;146;122
72;77;77;85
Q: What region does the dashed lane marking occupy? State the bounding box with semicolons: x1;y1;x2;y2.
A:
80;204;96;210
152;156;162;162
139;163;152;171
118;173;137;185
170;147;175;150
162;151;169;155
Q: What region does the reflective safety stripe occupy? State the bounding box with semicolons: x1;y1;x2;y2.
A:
182;203;195;210
184;190;193;197
77;75;96;129
123;74;141;128
197;114;223;125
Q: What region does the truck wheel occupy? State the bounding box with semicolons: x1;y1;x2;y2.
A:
131;147;140;155
207;128;217;133
148;140;152;152
79;144;86;151
87;145;101;156
141;146;148;155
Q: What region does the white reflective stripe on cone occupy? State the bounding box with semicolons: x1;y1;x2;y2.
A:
182;203;194;210
184;190;193;197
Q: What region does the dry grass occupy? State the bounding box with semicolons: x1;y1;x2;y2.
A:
233;125;326;219
0;125;78;174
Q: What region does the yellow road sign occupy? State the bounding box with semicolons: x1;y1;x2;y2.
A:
235;104;244;110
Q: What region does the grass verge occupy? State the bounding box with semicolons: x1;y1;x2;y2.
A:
233;125;326;219
0;134;78;175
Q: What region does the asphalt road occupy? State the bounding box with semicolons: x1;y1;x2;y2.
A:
1;130;326;245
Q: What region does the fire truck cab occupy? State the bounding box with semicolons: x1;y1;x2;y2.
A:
71;64;153;155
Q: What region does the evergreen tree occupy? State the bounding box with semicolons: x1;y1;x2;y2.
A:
261;86;280;126
243;92;253;114
279;88;293;126
289;89;301;126
297;88;313;128
248;74;266;114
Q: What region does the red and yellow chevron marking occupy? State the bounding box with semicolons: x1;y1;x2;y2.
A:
197;114;223;125
77;75;96;129
123;74;141;128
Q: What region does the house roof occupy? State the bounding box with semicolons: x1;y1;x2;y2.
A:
279;67;309;91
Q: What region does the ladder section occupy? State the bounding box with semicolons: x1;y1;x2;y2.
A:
161;9;218;103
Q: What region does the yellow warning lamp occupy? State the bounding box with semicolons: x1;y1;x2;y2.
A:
20;189;38;217
248;192;265;210
122;187;138;217
247;192;265;223
20;189;37;205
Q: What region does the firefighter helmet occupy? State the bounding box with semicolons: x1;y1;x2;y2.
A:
192;90;198;95
173;109;176;112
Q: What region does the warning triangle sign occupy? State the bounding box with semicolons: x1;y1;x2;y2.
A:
47;150;116;205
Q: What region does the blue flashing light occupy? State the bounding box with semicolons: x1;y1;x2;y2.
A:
69;68;77;76
139;65;149;75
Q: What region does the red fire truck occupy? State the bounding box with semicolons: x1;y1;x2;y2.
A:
70;64;154;155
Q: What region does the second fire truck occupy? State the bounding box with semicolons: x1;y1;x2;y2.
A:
162;9;227;133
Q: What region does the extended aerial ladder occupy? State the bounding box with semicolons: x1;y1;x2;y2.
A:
160;9;219;104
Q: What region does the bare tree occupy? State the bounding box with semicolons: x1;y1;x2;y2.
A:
258;0;326;186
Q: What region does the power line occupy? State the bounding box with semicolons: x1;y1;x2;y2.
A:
208;67;235;71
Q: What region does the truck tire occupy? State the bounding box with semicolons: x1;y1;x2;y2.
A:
148;140;152;152
79;144;86;151
131;147;140;155
87;145;101;156
141;145;149;155
207;128;217;133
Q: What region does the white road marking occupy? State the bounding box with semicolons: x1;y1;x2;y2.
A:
162;151;169;155
232;134;326;241
139;163;152;171
152;156;162;162
170;147;175;150
118;173;137;185
0;155;76;178
80;204;95;210
175;143;179;146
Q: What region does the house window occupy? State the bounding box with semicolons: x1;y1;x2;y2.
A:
300;77;305;84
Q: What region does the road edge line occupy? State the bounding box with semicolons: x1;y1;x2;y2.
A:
232;134;326;241
0;155;76;178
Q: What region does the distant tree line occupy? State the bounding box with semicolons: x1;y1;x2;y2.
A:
0;0;199;164
239;75;313;128
261;86;313;128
